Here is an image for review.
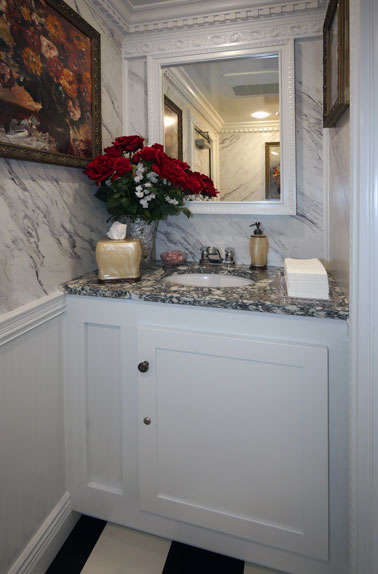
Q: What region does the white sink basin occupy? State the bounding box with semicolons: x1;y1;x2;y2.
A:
164;273;253;288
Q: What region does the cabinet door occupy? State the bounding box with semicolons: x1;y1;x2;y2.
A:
138;326;328;561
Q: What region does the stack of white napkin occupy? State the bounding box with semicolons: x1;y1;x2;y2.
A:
284;258;329;300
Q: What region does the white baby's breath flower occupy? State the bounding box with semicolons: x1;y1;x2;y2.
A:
134;175;143;183
136;185;143;193
136;191;144;198
164;195;179;205
144;182;152;188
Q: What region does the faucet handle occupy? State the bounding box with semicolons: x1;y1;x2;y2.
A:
200;246;209;263
225;247;235;263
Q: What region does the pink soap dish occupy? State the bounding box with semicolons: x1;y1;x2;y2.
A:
160;250;188;266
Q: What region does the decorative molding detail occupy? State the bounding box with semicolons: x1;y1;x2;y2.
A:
7;492;74;574
0;292;66;347
85;0;325;41
125;1;326;35
220;123;280;133
122;16;324;58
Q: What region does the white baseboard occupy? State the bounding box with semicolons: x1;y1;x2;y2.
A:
7;492;80;574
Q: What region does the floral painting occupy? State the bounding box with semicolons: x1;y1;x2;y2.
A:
0;0;101;167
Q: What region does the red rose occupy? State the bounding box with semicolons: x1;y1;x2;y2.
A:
181;170;202;194
112;135;144;152
104;145;123;157
191;171;219;197
173;158;190;171
83;154;114;184
113;157;133;176
152;151;188;188
133;143;164;164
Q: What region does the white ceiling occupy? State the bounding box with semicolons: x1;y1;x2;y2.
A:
171;55;280;124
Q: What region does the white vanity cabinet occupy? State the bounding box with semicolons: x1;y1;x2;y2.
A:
64;295;349;574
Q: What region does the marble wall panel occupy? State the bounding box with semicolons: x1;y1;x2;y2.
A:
193;144;211;177
0;0;123;314
128;59;148;140
219;131;280;202
328;111;350;296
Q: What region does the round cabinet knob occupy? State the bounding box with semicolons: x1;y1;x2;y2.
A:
143;417;151;425
138;361;149;373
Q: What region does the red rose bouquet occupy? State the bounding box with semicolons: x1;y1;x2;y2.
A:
83;135;218;223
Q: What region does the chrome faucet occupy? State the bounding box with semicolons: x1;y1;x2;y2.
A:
199;246;223;264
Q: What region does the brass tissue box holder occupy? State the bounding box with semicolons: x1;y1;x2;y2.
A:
96;238;142;283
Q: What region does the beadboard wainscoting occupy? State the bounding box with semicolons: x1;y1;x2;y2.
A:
0;293;78;574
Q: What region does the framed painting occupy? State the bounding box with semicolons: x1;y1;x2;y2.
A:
265;142;280;200
0;0;101;167
163;95;183;161
323;0;349;128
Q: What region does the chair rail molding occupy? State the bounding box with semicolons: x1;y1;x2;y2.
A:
0;292;66;347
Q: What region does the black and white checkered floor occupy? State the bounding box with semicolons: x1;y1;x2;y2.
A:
47;515;284;574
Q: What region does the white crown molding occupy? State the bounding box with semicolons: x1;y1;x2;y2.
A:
164;69;224;132
126;1;325;34
88;0;325;38
122;14;324;58
0;292;66;347
221;121;280;133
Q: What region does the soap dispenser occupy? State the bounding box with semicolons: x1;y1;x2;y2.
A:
249;222;269;269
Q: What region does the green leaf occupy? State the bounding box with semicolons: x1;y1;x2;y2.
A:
182;207;192;219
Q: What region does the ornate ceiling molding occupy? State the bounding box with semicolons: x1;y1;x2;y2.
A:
127;1;325;34
220;123;280;133
122;16;323;58
87;0;326;39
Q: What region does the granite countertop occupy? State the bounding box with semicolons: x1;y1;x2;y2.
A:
61;263;349;320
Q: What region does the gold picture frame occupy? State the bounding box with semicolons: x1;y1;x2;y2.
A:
0;0;101;167
323;0;350;128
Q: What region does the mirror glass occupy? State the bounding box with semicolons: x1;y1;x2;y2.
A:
162;54;280;203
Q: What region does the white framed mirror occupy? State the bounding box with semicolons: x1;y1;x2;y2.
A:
146;40;296;215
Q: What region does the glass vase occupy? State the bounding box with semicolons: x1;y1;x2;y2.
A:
121;217;158;267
